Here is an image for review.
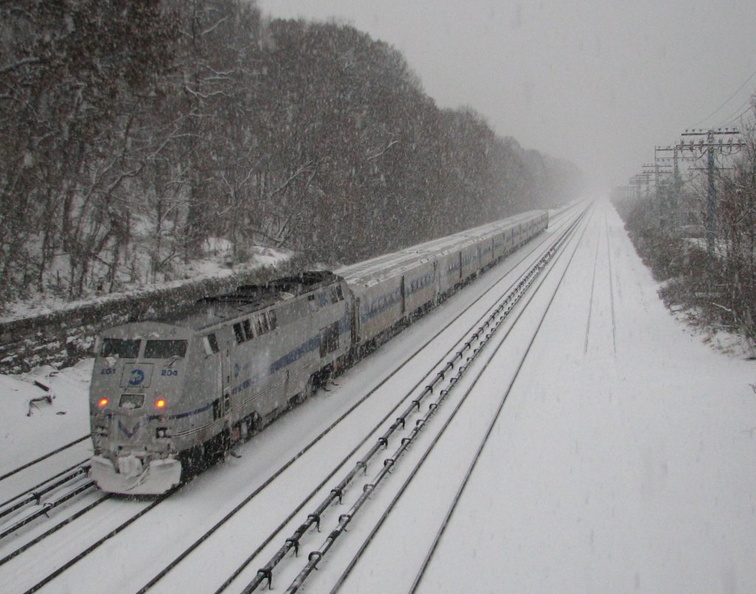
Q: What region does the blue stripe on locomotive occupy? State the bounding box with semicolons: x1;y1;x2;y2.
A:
269;312;352;374
269;335;322;373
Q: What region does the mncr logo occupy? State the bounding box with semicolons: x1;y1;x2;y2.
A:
129;368;145;386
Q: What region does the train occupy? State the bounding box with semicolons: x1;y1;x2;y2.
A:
88;210;548;494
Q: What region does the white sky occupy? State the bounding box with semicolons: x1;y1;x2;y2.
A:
257;0;756;194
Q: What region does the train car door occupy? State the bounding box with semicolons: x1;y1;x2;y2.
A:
351;297;361;344
400;276;406;315
433;260;440;302
214;334;232;422
202;332;226;422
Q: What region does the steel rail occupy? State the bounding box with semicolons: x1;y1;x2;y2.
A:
137;213;575;594
225;218;577;594
0;462;90;520
0;435;89;483
408;206;592;593
289;206;589;593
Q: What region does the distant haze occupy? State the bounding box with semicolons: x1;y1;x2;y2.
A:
258;0;756;195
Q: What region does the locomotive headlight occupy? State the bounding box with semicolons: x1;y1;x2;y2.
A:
155;398;167;409
97;397;109;407
156;427;171;438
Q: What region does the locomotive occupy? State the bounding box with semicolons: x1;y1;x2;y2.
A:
89;210;548;494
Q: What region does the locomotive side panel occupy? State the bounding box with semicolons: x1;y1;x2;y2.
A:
164;334;221;453
223;280;351;427
491;227;509;260
479;236;496;270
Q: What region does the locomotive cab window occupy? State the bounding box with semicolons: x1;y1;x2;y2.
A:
100;338;141;359
243;319;254;341
233;322;245;344
203;333;220;355
256;314;270;336
144;340;188;359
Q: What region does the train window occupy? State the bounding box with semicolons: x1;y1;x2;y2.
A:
119;393;145;409
331;285;344;303
233;323;245;344
100;338;141;359
144;340;188;359
243;319;254;341
320;322;340;357
268;310;278;330
204;334;220;355
256;314;269;335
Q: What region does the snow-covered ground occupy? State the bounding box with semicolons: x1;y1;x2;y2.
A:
418;201;756;593
0;200;754;593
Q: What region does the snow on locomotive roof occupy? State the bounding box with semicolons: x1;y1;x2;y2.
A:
158;271;339;332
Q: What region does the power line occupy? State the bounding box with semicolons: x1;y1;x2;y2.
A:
693;67;756;127
720;96;755;128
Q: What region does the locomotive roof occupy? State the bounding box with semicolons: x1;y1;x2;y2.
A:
159;270;341;332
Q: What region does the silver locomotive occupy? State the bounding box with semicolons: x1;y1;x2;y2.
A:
89;211;548;494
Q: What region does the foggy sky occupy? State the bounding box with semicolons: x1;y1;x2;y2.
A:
257;0;756;195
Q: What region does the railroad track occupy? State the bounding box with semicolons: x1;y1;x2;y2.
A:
129;206;590;593
0;206;586;593
329;205;592;594
251;207;590;593
0;435;108;565
0;463;95;540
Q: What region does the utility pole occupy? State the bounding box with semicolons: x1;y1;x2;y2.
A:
640;162;672;229
655;145;681;229
629;173;647;202
679;128;743;254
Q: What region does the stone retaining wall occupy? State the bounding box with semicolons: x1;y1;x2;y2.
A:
0;255;310;374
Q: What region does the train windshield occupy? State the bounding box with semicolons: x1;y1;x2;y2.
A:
100;338;141;359
144;339;188;359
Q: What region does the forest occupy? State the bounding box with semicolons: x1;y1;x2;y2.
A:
0;0;583;312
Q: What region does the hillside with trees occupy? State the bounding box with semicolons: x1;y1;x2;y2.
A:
0;0;583;314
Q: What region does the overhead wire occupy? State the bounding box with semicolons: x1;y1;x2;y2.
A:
719;97;754;128
692;67;756;128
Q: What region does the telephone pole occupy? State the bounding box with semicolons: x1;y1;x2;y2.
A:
679;128;744;254
655;145;681;230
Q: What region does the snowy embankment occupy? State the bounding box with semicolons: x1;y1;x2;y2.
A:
0;362;92;475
